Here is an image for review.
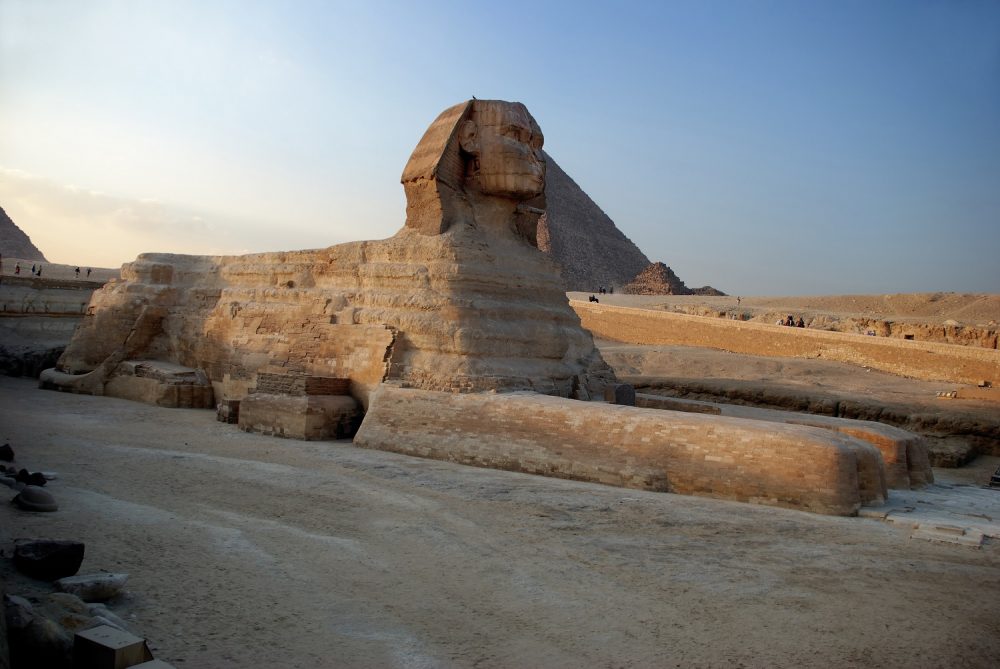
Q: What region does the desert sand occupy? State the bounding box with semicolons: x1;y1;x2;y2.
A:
2;376;999;668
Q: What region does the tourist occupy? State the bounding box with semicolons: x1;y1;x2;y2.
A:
31;264;36;274
14;264;19;275
75;267;80;278
785;315;794;326
86;268;92;277
36;266;42;277
796;317;805;328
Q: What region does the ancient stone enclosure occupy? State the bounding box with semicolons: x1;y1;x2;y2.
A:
43;99;932;515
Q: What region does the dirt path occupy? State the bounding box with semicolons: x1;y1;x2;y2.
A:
2;377;999;668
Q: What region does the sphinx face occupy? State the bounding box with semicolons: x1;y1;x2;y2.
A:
461;101;545;200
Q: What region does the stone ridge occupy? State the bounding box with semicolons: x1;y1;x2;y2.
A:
539;153;650;290
0;205;47;261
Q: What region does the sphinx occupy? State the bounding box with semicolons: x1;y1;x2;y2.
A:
53;100;615;406
46;99;924;515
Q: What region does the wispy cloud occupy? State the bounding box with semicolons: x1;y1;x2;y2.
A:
0;168;282;267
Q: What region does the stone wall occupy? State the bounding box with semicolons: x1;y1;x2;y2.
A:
635;393;932;489
573;301;1000;386
254;373;350;397
354;385;887;516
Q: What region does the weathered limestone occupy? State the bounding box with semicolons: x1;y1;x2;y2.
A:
355;385;886;515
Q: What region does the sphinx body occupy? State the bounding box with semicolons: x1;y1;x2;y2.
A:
57;100;615;406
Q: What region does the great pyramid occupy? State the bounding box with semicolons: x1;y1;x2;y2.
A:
538;152;650;290
0;205;47;261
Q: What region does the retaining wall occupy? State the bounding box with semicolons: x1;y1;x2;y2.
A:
572;301;1000;386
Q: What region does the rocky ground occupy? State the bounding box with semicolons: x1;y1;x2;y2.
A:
2;377;1000;668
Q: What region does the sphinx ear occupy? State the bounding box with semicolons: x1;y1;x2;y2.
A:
459;120;478;155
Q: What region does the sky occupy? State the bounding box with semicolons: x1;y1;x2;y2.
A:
1;0;998;295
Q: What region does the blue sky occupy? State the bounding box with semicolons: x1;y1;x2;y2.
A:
1;0;998;294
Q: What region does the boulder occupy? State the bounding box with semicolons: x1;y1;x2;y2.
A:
13;540;84;580
55;573;128;602
0;442;13;461
5;592;111;669
11;486;58;512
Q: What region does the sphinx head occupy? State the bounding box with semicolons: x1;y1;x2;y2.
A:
459;100;545;200
401;99;547;238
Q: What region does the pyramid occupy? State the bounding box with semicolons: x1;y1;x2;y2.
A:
538;153;650;290
0;205;47;261
622;262;726;296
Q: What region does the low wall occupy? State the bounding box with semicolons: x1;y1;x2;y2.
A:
354;385;888;516
572;301;1000;386
635;393;932;489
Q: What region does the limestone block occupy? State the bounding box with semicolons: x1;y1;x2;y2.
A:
239;393;359;440
603;383;636;406
355;385;885;515
73;625;152;669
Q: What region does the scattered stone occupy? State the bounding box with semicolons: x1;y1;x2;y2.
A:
0;442;14;461
56;573;129;602
87;603;132;633
12;485;58;512
15;468;47;486
4;593;84;669
13;539;85;580
5;593;36;630
0;475;18;489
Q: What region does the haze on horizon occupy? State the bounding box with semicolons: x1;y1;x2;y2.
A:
1;0;998;296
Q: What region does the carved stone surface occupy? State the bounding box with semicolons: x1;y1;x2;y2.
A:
56;100;614;407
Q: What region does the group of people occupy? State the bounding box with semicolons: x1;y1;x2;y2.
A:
12;263;42;277
7;263;91;278
779;314;806;328
597;286;613;294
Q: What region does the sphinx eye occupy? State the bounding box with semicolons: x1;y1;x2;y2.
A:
503;125;527;141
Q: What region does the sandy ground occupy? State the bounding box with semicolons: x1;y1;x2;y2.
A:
2;377;1000;668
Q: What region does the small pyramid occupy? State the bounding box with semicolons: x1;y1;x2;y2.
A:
623;262;692;295
0;205;47;261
